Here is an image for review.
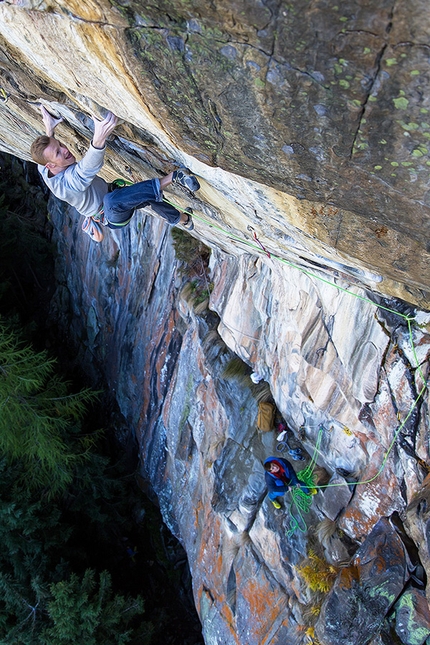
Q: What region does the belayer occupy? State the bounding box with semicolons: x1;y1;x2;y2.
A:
30;106;199;242
264;456;310;509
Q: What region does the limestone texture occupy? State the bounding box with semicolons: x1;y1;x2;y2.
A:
0;1;430;644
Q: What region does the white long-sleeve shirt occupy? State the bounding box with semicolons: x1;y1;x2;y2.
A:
38;144;109;218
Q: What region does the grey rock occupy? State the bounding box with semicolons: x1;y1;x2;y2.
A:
316;474;353;521
316;518;410;645
394;588;430;645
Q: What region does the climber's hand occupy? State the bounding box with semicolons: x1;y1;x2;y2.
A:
92;111;118;149
40;105;63;137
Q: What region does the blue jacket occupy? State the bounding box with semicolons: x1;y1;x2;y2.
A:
264;457;299;494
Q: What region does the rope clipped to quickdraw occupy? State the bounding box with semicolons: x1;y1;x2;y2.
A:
247;226;271;258
285;425;325;538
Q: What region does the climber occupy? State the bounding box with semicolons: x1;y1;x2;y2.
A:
264;456;310;509
30;106;200;242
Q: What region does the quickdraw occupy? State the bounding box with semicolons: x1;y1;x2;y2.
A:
247;226;271;258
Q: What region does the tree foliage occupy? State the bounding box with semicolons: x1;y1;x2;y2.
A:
0;321;97;496
0;325;151;644
40;570;150;645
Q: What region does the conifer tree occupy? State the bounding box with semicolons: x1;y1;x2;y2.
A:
0;457;70;644
40;570;150;645
0;321;97;495
0;164;158;645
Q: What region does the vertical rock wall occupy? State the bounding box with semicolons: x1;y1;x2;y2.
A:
48;196;429;645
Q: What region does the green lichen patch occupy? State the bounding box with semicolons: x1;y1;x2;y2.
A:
397;121;419;131
393;97;409;110
411;145;428;158
254;78;266;88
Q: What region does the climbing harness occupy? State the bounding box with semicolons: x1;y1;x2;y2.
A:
110;178;133;190
276;439;305;461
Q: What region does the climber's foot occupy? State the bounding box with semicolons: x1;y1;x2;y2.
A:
181;207;194;231
271;499;282;510
172;169;200;194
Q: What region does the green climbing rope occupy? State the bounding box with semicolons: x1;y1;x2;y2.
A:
286;489;314;537
285;425;325;536
298;424;324;483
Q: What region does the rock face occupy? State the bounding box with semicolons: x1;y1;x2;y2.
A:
1;0;430;306
1;2;430;644
316;517;411;645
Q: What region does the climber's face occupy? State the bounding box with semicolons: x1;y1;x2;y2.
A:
269;463;280;473
44;137;76;172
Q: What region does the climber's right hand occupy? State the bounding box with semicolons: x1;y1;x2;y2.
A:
92;111;118;149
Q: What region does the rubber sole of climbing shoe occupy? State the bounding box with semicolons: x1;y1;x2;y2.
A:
182;208;194;231
172;169;200;193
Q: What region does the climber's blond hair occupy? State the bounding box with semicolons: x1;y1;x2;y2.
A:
30;135;51;165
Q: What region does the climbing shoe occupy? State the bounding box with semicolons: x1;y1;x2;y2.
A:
172;169;200;193
271;500;282;509
182;207;194;231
